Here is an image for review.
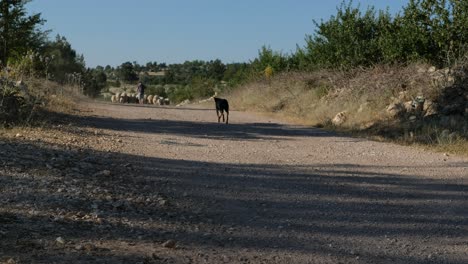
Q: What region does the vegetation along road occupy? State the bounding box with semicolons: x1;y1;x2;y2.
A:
1;100;467;264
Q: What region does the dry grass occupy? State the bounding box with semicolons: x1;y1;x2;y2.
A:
231;64;434;125
0;78;83;128
229;63;468;156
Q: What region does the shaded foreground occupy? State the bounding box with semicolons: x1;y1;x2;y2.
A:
1;102;467;264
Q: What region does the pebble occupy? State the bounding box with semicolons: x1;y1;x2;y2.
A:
56;237;65;244
75;245;83;250
162;239;176;248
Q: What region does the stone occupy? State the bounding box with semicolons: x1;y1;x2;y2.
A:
83;243;96;251
75;244;83;250
56;237;65;244
94;170;111;177
332;111;347;126
162;239;176;248
6;258;16;264
387;103;404;118
403;101;413;113
413;96;425;113
423;100;438;117
357;102;369;113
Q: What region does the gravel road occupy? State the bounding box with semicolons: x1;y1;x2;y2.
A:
1;101;467;264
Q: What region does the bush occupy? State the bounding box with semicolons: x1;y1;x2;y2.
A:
168;85;193;103
302;0;468;69
0;78;35;125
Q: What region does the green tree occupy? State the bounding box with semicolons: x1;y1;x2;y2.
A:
43;35;85;82
206;59;226;81
0;0;47;66
117;61;138;83
82;68;107;97
251;46;289;74
397;0;468;66
304;1;386;68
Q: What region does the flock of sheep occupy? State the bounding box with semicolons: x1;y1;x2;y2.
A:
110;92;170;105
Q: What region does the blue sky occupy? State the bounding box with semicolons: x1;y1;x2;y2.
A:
28;0;409;68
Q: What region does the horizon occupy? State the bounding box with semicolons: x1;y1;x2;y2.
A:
29;0;409;68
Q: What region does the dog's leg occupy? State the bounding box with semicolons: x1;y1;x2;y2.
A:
221;110;225;122
216;109;221;123
225;111;229;124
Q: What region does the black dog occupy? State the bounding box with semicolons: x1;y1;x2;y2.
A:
214;97;229;124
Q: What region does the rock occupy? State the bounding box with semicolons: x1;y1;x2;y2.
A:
75;244;83;250
424;100;438;117
112;200;126;209
359;121;375;130
357;102;369;113
332;111;347;126
403;101;413;113
387;103;404;118
83;243;96;251
398;91;409;100
15;133;22;138
78;162;93;170
5;258;16;264
56;237;65;244
428;66;436;73
176;99;190;107
162;239;176;248
413;96;425;113
94;170;111;177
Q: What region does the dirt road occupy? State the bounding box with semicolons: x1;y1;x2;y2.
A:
1;101;467;264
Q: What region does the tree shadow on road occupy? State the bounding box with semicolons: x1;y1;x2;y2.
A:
1;137;467;263
48;110;336;141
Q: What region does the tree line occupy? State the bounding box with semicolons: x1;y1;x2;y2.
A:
0;0;105;97
259;0;468;72
3;0;466;101
98;0;468;102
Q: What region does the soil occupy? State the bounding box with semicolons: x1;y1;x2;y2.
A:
1;100;467;264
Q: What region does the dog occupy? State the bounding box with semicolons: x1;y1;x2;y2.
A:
214;97;229;124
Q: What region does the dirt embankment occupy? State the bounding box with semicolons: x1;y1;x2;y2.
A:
230;63;468;155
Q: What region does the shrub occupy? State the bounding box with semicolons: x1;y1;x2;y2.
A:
0;77;36;126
